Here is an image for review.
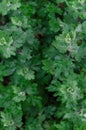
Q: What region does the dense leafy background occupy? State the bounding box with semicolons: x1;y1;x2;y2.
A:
0;0;86;130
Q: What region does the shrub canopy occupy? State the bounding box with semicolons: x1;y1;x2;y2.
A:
0;0;86;130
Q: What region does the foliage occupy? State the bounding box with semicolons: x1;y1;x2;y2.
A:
0;0;86;130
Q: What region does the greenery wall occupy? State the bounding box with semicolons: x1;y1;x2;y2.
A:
0;0;86;130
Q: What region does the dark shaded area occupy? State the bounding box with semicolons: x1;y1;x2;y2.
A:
2;76;10;86
0;15;10;26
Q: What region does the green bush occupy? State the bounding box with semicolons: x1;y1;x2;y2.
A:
0;0;86;130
